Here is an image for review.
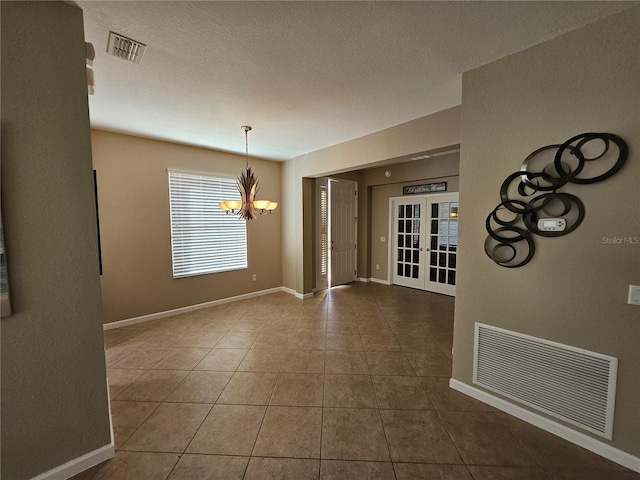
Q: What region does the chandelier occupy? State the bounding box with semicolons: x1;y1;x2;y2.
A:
219;126;278;220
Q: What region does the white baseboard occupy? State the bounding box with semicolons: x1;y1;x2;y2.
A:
30;443;114;480
449;379;640;473
104;287;301;330
369;277;391;285
281;286;314;299
357;277;369;283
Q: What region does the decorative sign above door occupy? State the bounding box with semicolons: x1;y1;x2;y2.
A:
403;182;447;195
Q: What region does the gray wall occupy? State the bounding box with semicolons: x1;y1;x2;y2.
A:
1;2;111;479
455;7;639;456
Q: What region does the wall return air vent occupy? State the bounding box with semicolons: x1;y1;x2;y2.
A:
474;323;617;439
107;32;146;64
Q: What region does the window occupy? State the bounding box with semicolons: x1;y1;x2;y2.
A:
168;170;247;278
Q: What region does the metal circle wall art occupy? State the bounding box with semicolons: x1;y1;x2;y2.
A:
484;132;628;268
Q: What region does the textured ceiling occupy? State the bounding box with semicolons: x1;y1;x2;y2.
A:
78;1;634;161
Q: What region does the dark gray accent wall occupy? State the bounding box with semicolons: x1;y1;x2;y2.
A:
1;2;112;478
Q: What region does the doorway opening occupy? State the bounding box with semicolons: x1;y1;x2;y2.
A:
316;178;357;291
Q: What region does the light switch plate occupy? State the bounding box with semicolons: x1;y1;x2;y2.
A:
628;285;640;306
380;236;385;242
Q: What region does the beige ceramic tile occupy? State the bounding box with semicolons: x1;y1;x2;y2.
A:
325;334;363;351
91;451;180;480
394;464;473;480
121;402;211;452
107;368;146;398
372;375;433;410
405;351;451;376
110;401;159;449
105;344;139;367
321;408;389;461
281;350;325;373
439;411;537;466
216;331;259;349
360;334;402;352
270;373;324;406
421;319;454;336
111;346;173;369
173;331;226;348
288;333;326;350
365;352;415;376
114;369;189;401
395;335;442;353
467;466;552;480
325;351;369;374
357;322;393;336
194;348;247;371
320;460;395;480
323;374;377;408
152;348;210;370
420;377;495;412
253;331;291;349
217;371;278;405
327;321;361;334
186;404;266;455
244;457;320;480
498;413;621;470
166;371;232;403
253;406;322;458
380;410;462;464
230;317;267;332
168;454;248;480
237;349;286;372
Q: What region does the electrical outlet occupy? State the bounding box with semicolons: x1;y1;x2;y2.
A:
252;274;257;281
376;264;380;270
628;285;640;306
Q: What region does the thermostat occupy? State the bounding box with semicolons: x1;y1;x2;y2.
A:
537;218;566;232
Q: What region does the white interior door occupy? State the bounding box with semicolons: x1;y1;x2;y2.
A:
392;199;426;289
330;179;356;286
315;178;329;291
425;193;458;296
391;193;458;296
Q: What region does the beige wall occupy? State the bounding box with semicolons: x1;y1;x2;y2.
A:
456;7;639;456
1;2;111;478
92;130;283;323
284;107;461;293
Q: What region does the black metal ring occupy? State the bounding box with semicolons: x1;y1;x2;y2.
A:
484;227;535;268
554;132;628;184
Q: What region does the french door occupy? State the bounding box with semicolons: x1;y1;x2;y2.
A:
391;193;458;296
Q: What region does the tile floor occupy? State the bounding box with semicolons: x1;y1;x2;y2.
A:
77;283;637;479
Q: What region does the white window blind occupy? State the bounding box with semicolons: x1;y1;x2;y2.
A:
168;170;247;278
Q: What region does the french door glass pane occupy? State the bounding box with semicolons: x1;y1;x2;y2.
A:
440;202;450;218
448;270;456;285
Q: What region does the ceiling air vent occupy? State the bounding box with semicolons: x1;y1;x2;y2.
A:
107;32;146;64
